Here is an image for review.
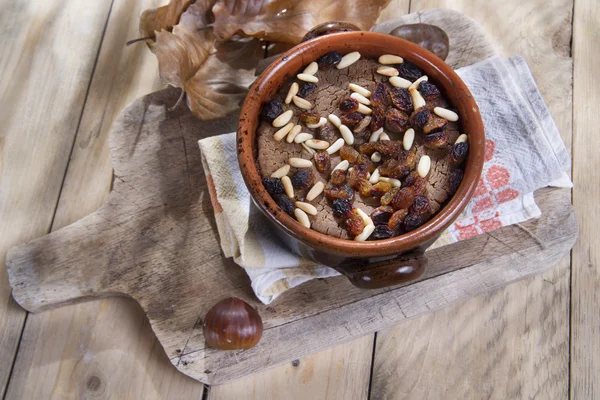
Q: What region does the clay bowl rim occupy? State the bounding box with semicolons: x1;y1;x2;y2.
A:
237;31;484;258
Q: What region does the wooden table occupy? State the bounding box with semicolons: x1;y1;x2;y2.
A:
0;0;596;398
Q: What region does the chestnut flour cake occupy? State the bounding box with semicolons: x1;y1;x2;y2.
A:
256;51;468;241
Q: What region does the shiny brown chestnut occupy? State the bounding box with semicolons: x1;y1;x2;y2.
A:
390;23;450;61
203;297;263;350
301;21;360;42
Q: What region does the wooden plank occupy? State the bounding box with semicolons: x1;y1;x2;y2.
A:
0;0;115;396
4;0;205;399
370;0;574;398
571;0;600;397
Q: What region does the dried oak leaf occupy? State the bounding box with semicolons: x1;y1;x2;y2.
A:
139;0;197;39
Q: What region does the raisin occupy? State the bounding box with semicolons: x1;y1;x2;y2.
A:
260;100;283;123
371;206;395;225
291;169;314;189
298;82;317;98
340;112;364;128
397;62;423;81
449;169;464;195
423;131;449;149
370;104;385;132
299;111;320;125
348;164;369;190
391;187;416;210
371;83;387;106
340;145;360;163
388;209;408;232
317;51;342;70
381;187;399;206
353;130;370;146
345;210;365;237
389;87;413;113
325;184;355;202
340;98;359;112
410;196;431;215
379;159;409;179
404;172;427;196
357;154;376;173
318;123;337;143
418;81;441;100
314;151;331;173
358;142;377;155
385;108;410;133
273;194;295;216
404;213;424;231
353;115;371;133
400;150;417;169
423;115;448;134
262;177;285;195
370;181;392;197
409;107;430;130
330;169;347;186
375;140;403;159
449;142;469;165
369;225;394;240
332;198;353;218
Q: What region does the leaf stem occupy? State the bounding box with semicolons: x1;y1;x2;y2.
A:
126;36;154;46
168;89;186;112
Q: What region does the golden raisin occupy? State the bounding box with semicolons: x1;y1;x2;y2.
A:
370;181;392;197
330;169;347;186
423;131;449;149
325;184;355;203
423;116;448;135
385;108;410;133
314;151;331;173
345;209;366;237
391;187;416;210
299;111;320;124
388;209;408;232
340;145;360;163
380;187;400;206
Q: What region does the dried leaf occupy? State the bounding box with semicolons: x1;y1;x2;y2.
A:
211;0;391;43
139;0;197;38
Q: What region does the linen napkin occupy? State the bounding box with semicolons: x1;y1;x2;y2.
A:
199;55;571;304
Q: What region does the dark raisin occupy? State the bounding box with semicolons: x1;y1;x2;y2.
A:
291;169;314;189
391;187;416;210
260;100;283;123
370;181;392;197
371;206;395;225
388;209;408;232
385;108;410;133
423;131;449;149
449;142;469;165
325;184;355;202
380;187;400;206
409;107;430;130
449;169;464;195
330;169;347;186
371;83;388;106
423;115;448;134
404;172;427;196
369;225;394;240
397;62;423;81
345;210;365;237
410;196;431;215
389;87;413;113
262;177;284;195
318;124;337;143
273;194;295;216
314;151;331;173
340;145;360;163
298;82;317;97
299;111;320;124
418;81;441;100
317;51;342;70
332;198;353;218
403;213;424;231
370;104;385;132
340;98;359;112
340;112;364;128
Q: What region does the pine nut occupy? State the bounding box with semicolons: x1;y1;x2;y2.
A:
369;127;383;142
378;176;401;187
302;143;316;155
389;76;412;88
306;181;325;201
306;117;327;129
289;157;313;168
354;224;375;241
333;159;350;172
403;128;415;150
353;116;372;133
286;124;302;143
418;155;431;177
408;75;428;90
355;208;374;226
326;138;345;154
377;66;399;77
297;73;318;83
371;152;382;162
349;83;371;97
272;109;293;128
410;88;426;109
369;167;381;184
285;82;299;104
273;122;295;141
351;92;371;105
294;132;313;143
303;61;318;75
328;114;342;127
357;104;372;115
378;54;404;64
339;124;354;145
305;139;329;150
455;134;468;144
295;201;317;216
379;132;390;141
282;176;294;198
292;95;313;110
294;208;311;228
434;107;459;121
337;51;361;69
271;164;290;178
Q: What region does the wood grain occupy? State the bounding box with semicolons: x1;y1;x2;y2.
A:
571;0;599;396
370;0;574;398
0;0;114;396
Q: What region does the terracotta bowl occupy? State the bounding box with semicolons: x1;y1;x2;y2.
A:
237;32;484;289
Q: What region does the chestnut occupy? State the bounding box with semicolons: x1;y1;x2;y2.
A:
202;297;263;350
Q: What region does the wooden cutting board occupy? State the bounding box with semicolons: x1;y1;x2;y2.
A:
5;9;576;385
